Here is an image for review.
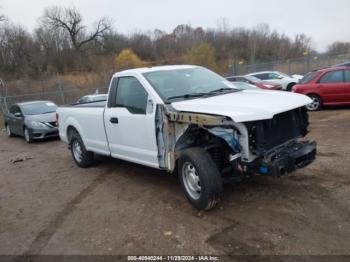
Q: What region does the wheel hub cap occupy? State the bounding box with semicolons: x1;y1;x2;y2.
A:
182;162;201;200
73;141;83;163
307;97;319;110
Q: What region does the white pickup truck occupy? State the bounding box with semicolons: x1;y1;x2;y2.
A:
57;65;316;210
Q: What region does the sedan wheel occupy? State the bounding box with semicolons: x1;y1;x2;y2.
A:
306;95;322;111
24;128;33;143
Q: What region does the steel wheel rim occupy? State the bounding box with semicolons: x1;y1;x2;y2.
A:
182;162;201;200
72;140;83;163
6;125;11;136
307;97;319;110
24;129;30;142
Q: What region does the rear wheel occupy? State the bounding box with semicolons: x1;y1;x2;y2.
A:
306;94;322;111
5;124;14;137
70;131;94;168
286;83;295;91
24;127;33;143
178;147;223;210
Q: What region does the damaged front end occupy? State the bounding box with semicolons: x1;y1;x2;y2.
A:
155;104;316;179
245;107;316;176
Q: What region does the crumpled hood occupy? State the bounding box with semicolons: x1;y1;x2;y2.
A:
171;90;312;122
25;112;56;123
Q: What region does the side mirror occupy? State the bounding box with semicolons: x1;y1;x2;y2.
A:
14;112;23;117
277;76;284;79
146;97;154;114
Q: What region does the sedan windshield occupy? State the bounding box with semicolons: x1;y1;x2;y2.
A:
245;75;263;83
21;102;57;115
231;82;259;90
143;67;240;102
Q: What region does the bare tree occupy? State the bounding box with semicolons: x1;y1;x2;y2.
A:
327;41;350;55
41;6;112;51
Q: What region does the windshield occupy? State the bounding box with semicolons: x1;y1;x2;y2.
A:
143;67;240;102
245;75;263;83
21;102;57;115
279;72;292;78
299;71;319;84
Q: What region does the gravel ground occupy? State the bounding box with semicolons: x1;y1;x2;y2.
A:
0;109;350;257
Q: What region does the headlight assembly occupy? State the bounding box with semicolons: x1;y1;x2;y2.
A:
30;121;47;128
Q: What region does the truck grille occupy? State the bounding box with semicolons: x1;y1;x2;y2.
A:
248;107;309;153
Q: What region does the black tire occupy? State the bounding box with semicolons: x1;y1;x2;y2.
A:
286;83;295;92
69;131;94;168
5;124;14;137
24;127;33;143
178;147;223;211
306;94;322;111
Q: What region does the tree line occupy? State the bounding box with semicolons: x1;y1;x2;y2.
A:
0;6;349;79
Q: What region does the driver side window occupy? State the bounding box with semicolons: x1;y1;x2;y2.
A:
9;105;21;115
319;70;344;83
114;77;148;114
255;74;268;80
267;73;280;80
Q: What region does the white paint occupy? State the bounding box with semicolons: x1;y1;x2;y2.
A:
172;89;311;122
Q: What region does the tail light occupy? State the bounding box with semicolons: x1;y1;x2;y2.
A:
56;112;59;128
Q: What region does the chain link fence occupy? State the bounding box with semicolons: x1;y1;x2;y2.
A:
1;52;350;116
234;52;350;76
0;75;108;115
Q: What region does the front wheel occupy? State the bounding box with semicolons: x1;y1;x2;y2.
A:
306;94;322;111
24;127;33;143
178;147;223;211
70;131;94;168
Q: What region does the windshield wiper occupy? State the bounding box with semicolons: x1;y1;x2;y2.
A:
209;87;238;93
166;92;210;101
41;111;56;114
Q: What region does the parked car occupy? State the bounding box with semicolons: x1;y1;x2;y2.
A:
226;75;282;90
57;65;316;210
332;61;350;67
292;66;350;111
4;101;59;143
76;94;107;104
229;82;260;90
247;71;303;91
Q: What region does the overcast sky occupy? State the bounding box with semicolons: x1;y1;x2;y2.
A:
1;0;350;52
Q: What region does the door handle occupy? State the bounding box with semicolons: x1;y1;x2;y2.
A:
110;117;119;124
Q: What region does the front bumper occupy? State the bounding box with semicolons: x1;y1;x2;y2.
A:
260;140;317;176
29;127;59;140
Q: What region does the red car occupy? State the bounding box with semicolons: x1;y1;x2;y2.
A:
293;67;350;111
226;75;282;90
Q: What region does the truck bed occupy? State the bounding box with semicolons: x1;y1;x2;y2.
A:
58;103;110;156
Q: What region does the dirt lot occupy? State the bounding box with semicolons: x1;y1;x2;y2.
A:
0;109;350;256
